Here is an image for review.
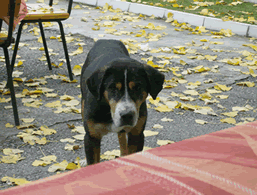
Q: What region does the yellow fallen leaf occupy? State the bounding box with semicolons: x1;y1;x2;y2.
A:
62;99;80;107
214;83;232;91
45;100;62;108
199;93;212;100
180;96;195;101
48;160;68;172
1;176;30;186
148;97;160;105
165;12;174;23
64;144;80;151
193;65;210;73
206;89;222;94
71;126;85;134
36;137;47;145
40;126;56;135
161;117;173;122
5;123;14;128
3;148;24;155
249;68;257;77
60;95;75;101
21;118;35;123
216;95;229;99
100;149;120;160
38;36;42;43
183;90;199;96
105;28;117;33
73;134;84;140
45;93;58;98
66;163;78;170
41;155;57;162
200;39;209;42
16;123;35;129
243;44;257;51
200;8;209;15
157;140;175;146
210;41;224;45
0;154;25;164
221;111;238;117
220;29;234;37
60;138;75;143
165;101;180;109
232;106;248;112
195;119;208;124
153;124;163;129
74;5;81;9
205;55;217;61
70;47;83;56
32;160;50;167
220;118;236;124
236;82;255;87
180;60;187;65
154;105;173;112
144;130;159;137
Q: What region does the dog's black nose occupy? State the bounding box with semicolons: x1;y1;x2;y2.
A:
120;111;134;126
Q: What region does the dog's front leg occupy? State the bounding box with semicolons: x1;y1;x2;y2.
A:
127;130;144;154
118;131;128;156
127;116;146;154
84;133;101;165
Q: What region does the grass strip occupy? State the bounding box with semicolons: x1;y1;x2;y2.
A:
125;0;257;25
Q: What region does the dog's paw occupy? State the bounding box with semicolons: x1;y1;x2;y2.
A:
79;159;88;167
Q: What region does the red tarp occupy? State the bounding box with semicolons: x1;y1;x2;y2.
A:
2;121;257;195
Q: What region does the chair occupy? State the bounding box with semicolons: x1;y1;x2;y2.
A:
10;0;74;81
0;0;21;126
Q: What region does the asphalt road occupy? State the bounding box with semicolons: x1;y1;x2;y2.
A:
0;0;257;190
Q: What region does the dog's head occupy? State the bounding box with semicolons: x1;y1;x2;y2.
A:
86;58;164;131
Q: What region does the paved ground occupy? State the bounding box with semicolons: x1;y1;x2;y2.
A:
0;0;257;189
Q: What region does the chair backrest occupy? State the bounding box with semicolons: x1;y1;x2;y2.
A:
48;0;73;15
0;0;19;47
0;0;20;19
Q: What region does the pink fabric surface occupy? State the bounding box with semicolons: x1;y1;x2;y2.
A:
3;0;28;30
1;121;257;195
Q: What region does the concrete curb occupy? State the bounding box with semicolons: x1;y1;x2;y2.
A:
73;0;257;38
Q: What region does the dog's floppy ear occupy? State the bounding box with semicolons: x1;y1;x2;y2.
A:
143;64;165;100
86;67;106;101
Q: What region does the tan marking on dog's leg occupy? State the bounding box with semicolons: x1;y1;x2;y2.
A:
118;132;128;156
86;120;109;164
86;119;108;139
128;116;147;154
93;147;100;164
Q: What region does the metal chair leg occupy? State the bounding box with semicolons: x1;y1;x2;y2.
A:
57;21;73;81
0;19;3;31
10;22;24;73
4;47;19;126
38;21;52;70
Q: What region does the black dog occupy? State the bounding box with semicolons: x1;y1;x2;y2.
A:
81;39;164;165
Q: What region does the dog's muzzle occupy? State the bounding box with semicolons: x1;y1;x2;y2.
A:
112;100;138;130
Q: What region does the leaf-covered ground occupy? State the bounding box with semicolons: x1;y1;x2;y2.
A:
0;0;257;190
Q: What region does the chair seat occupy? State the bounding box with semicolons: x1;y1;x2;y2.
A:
24;12;69;21
0;33;15;45
24;3;69;21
